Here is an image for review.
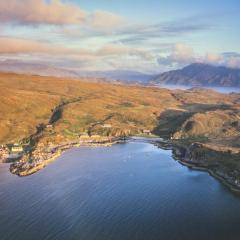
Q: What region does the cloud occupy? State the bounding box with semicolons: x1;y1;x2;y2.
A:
0;0;87;25
221;52;240;68
88;11;124;32
0;37;152;62
205;53;224;63
0;37;91;58
1;36;239;72
53;13;213;43
0;0;124;32
203;52;240;68
0;36;158;72
158;43;240;69
171;43;194;61
227;58;240;68
158;43;195;67
97;44;154;60
0;37;51;54
118;15;213;44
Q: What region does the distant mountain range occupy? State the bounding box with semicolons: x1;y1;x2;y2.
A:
152;63;240;87
0;60;79;78
0;61;239;87
79;70;154;85
0;61;153;85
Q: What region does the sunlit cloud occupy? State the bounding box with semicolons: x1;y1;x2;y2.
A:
0;37;153;61
88;11;124;33
158;43;240;69
158;43;195;67
0;0;86;25
0;0;124;33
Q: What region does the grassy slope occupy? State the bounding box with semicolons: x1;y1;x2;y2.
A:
0;72;239;151
0;73;178;144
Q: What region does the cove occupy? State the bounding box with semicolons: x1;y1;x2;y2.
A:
0;141;240;240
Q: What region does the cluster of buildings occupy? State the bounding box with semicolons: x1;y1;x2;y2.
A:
11;144;24;153
0;143;24;162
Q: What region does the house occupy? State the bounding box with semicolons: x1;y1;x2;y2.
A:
102;124;112;128
79;133;90;139
142;129;151;135
91;135;101;139
11;144;23;153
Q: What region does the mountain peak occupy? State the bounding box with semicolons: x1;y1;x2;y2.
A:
152;63;240;87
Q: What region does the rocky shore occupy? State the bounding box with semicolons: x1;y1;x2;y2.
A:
5;135;240;194
155;140;240;193
10;137;125;177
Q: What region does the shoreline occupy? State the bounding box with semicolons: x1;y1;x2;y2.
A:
9;137;126;177
155;140;240;194
5;136;240;194
178;158;240;194
180;160;240;194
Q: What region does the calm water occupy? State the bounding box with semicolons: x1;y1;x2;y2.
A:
1;141;240;240
158;84;240;93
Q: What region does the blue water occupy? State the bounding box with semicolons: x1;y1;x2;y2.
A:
158;84;240;93
0;142;240;240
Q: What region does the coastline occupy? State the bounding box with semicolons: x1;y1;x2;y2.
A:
178;159;240;194
4;136;240;194
154;140;240;194
9;137;126;177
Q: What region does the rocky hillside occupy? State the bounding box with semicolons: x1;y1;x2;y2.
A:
152;63;240;87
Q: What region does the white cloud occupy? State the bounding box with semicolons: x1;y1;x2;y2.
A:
158;43;195;67
171;43;194;62
158;43;240;69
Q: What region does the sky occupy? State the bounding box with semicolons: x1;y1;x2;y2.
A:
0;0;239;73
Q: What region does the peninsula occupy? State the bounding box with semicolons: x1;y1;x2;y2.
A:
0;72;240;192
